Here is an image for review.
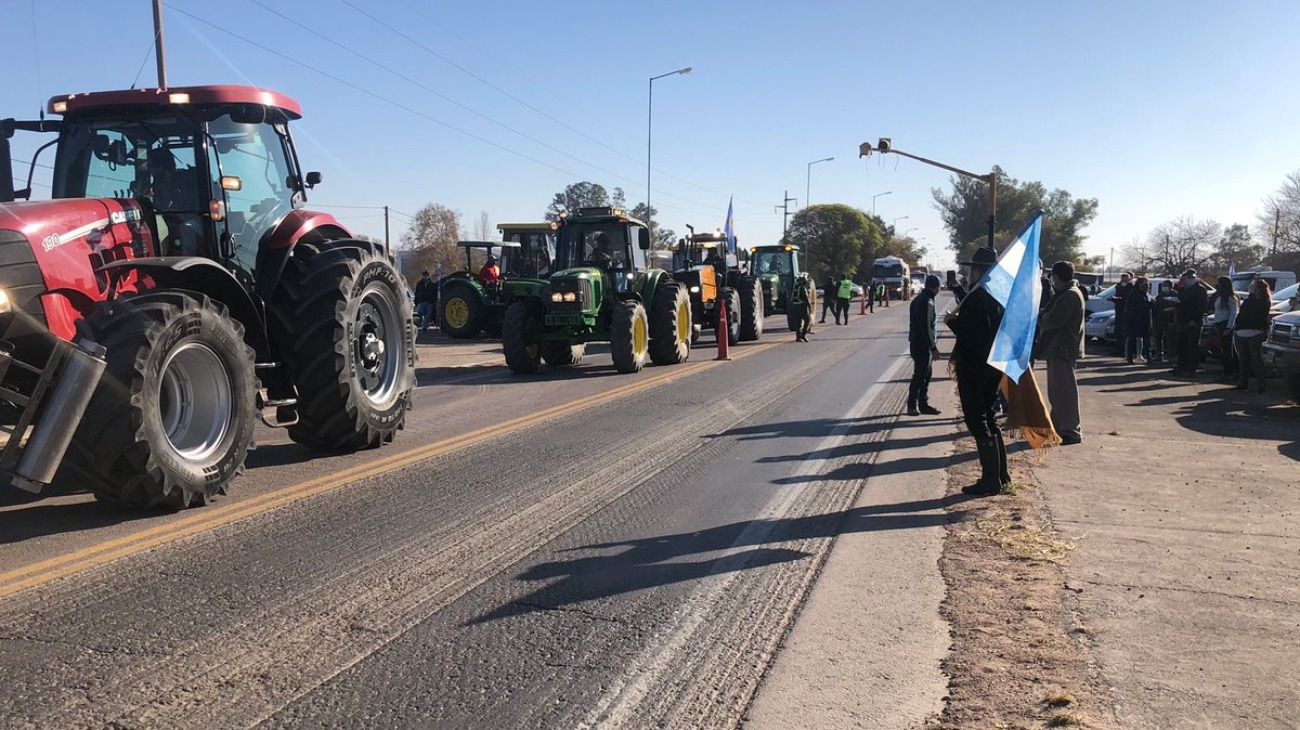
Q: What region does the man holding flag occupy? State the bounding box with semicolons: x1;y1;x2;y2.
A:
946;212;1056;496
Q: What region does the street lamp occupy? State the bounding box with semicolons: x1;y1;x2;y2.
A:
805;157;833;207
892;215;909;230
903;227;918;237
871;191;892;216
647;66;692;244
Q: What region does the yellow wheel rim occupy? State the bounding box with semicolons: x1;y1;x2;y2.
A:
633;313;648;356
676;301;690;344
445;297;470;329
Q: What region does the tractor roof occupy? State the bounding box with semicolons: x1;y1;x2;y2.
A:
47;85;303;120
562;207;647;227
752;244;801;252
498;222;557;232
457;240;522;249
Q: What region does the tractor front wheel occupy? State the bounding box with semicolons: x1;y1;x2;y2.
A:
271;242;415;451
722;288;742;346
440;280;486;339
503;302;542;374
541;341;585;367
738;276;763;342
611;300;650;374
61;292;257;509
649;281;691;366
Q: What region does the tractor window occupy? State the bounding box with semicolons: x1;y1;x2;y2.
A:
575;226;629;270
754;251;790;276
55;116;202;212
208;114;296;272
630;226;647;271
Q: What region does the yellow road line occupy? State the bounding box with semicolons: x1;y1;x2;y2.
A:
0;340;783;600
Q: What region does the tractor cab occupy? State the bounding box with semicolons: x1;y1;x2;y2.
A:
497;222;556;278
750;244;810;317
3;87;334;292
552;207;651;297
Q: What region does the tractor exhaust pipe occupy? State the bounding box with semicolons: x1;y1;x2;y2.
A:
11;338;107;492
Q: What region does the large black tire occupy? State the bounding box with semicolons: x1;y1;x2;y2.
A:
649;281;691;366
60;292;257;509
541;341;585;367
503;301;542;374
722;288;742;346
439;279;486;339
611;300;649;374
271;241;415;451
738;276;763;342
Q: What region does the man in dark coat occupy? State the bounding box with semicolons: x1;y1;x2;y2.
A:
414;270;438;333
819;276;836;324
908;275;943;416
1173;268;1209;375
1110;272;1134;355
945;247;1008;496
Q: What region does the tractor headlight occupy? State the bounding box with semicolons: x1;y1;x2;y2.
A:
550;292;564;303
689;285;700;293
562;292;577;302
0;289;11;314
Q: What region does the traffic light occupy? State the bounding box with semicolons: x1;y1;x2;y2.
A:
877;137;892;153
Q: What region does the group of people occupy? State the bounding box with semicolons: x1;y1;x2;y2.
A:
788;274;892;342
1104;269;1274;392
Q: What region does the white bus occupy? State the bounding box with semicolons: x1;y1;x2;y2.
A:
872;256;912;300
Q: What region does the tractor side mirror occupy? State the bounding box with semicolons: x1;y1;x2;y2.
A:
305;171;323;188
638;228;651;250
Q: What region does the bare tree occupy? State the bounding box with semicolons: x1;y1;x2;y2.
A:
400;203;462;280
472;210;493;241
1260;170;1300;270
1130;217;1219;276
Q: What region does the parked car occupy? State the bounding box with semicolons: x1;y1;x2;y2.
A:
1086;285;1117;317
1085;309;1116;342
1262;310;1300;401
1270;283;1299;315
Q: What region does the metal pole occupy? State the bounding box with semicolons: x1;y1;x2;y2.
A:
152;0;167;88
871;191;892;217
646;76;654;245
805;165;811;209
384;205;390;247
985;173;997;251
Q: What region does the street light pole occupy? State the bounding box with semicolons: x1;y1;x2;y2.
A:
871;190;892;217
152;0;168;88
805;157;833;208
860;140;998;251
647;66;692;245
892;215;909;232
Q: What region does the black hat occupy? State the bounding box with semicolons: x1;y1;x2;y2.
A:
960;246;998;267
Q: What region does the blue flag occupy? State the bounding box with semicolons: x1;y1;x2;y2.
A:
986;212;1044;383
723;196;736;255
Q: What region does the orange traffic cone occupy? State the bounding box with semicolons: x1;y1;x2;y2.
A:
715;296;732;361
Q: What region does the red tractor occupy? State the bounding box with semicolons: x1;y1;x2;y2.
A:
0;86;416;509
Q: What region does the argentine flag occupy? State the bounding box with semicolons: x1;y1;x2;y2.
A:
985;211;1045;383
723;196;737;255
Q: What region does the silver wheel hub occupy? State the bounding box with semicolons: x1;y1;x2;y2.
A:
354;288;403;409
159;342;233;462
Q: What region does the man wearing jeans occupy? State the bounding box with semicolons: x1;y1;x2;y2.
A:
1036;261;1086;445
414;270;437;334
907;275;943;416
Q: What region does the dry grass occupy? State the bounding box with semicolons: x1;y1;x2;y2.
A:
1048;711;1085;727
1044;691;1076;708
979;518;1075;563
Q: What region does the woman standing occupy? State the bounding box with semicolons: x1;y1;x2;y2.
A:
1234;279;1272;393
1211;276;1241;379
1124;277;1155;364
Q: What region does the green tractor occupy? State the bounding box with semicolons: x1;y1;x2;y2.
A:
500;207;692;374
671;227;764;345
751;243;816;332
438;223;556;338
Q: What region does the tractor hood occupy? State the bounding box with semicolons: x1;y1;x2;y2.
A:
547;267;605;315
0;198;156;341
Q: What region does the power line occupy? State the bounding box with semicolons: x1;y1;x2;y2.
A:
337;0;767;208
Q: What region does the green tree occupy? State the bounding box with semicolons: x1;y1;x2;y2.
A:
787;204;881;283
628;202;676;249
932;166;1099;265
545;181;611;222
400;202;462;279
1208;223;1263;274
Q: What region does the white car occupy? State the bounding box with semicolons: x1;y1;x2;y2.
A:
1270;283;1299;314
1085;309;1116;342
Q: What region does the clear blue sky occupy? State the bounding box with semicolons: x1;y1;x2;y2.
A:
7;0;1300;272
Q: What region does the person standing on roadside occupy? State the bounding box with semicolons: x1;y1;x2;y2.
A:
1110;272;1134;355
907;275;943;416
1173;268;1209;376
946;247;1008;496
836;274;854;325
1210;276;1240;380
1124;276;1154;364
414;270;437;334
819;276;835;324
866;276;876;313
1234;278;1272;392
790;275;813;342
1152;280;1179;363
1036;261;1086;445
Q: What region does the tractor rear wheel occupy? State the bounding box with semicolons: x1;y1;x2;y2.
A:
722;288;742;346
271;242;415;451
503;302;542;374
611;300;650;373
541;341;585;367
439;280;486;339
649;281;691;366
738;276;763;342
61;292;257;509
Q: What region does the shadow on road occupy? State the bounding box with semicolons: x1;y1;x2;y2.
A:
0;499;147;545
468;494;975;625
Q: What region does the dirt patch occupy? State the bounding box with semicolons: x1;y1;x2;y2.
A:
927;439;1118;730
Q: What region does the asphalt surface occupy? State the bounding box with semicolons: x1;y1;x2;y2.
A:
0;304;917;729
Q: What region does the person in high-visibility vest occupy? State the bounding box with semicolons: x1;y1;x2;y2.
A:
835;274;854;325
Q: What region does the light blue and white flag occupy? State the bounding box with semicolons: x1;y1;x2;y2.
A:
723;196;737;255
986;211;1045;383
1228;261;1236;279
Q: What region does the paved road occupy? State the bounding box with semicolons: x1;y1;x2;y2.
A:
0;306;916;729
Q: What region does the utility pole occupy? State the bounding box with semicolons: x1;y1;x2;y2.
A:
774;190;797;243
384;205;390;247
152;0;168;88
